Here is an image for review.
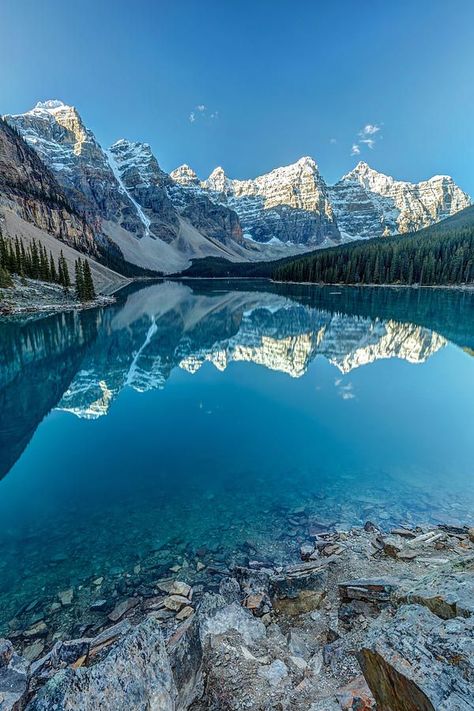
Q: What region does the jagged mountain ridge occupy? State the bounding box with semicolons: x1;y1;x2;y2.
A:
3;100;471;276
192;157;339;246
329;161;470;240
171;158;471;247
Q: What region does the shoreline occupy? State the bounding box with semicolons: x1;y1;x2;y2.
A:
171;274;474;291
2;275;472;317
0;276;120;317
4;518;473;709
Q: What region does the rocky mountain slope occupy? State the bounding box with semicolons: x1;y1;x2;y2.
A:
329;161;471;240
0;116;98;256
0;116;129;292
172;157;340;247
172;157;470;247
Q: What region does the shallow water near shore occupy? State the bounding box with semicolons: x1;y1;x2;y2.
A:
0;280;473;633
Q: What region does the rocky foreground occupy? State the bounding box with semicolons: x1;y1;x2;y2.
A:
1;522;473;710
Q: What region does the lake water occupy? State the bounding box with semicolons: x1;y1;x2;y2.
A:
0;280;473;636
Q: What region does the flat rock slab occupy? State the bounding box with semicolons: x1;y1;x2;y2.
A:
339;577;402;604
397;556;474;619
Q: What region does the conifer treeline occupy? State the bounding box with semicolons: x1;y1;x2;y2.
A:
273;226;474;286
75;258;96;301
0;233;71;288
0;233;96;301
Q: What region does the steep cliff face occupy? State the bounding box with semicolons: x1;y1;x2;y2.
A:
108;139;180;243
5;101;147;239
172;157;340;246
0;117;99;256
329;161;471;239
109;140;244;248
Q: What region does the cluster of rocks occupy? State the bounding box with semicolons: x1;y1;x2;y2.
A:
1;520;473;710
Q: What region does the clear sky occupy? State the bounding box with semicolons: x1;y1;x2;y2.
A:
1;0;473;193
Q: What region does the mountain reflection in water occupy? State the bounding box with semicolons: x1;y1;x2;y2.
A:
0;280;473;479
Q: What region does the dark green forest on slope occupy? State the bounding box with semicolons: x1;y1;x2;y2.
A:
273;207;474;285
179;205;474;285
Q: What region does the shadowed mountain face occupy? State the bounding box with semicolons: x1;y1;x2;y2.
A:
1;283;472;479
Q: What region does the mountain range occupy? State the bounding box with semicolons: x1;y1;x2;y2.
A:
1;100;470;278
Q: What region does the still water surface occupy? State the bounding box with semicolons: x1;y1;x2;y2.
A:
0;280;473;629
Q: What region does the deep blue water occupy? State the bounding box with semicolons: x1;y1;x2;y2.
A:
0;280;473;630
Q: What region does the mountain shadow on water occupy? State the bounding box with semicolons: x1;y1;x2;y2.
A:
0;310;100;480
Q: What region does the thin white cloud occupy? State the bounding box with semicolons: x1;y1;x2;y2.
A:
189;104;218;124
361;124;381;136
335;379;356;400
330;137;337;144
350;123;383;155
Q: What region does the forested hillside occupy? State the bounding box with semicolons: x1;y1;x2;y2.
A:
273;208;474;285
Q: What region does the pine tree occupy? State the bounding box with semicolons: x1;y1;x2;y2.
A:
49;252;57;282
75;259;85;300
58;251;71;290
0;265;13;288
82;259;96;301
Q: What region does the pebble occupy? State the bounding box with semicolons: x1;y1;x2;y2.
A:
163;595;189;612
108;597;139;622
24;621;48;638
90;599;108;611
23;640;45;661
175;605;194;621
300;543;315;561
170;581;192;598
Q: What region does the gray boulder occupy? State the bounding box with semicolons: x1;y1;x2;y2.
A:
25;618;175;711
358;604;474;710
0;639;29;711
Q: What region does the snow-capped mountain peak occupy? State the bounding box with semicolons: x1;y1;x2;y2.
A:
204;166;229;193
31;99;70;113
169;164;200;186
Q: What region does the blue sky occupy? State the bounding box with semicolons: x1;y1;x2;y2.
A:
1;0;473;193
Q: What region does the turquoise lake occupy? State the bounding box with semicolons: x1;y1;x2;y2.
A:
0;280;473;632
